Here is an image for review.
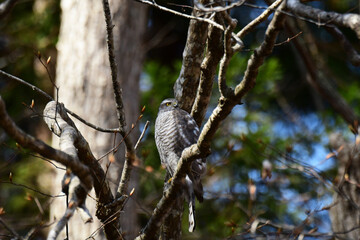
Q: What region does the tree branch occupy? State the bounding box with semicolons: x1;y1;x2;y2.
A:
191;12;224;126
284;23;359;126
325;25;360;67
238;0;283;39
0;70;121;133
234;1;286;101
101;0;137;200
286;0;360;39
0;96;93;191
136;0;244;52
43;101;93;239
218;14;237;98
173;1;210;112
101;0;126;131
44;102;121;239
0;217;23;240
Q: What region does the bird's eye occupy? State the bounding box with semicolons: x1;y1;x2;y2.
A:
166;102;172;106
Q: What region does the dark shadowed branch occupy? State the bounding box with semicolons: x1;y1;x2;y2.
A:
284;23;359;126
325;25;360;67
286;0;360;39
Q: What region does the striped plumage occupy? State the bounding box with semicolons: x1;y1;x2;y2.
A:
155;98;206;232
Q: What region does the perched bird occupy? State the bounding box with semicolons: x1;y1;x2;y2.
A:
155;98;206;232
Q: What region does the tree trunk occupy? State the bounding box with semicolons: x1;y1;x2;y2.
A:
329;133;360;240
51;0;147;239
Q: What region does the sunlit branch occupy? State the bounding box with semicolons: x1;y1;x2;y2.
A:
238;0;283;39
135;0;244;47
43;101;93;240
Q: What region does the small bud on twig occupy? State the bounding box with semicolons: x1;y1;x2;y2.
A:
129;188;135;196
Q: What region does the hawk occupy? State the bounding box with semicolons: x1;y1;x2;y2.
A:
155;98;206;232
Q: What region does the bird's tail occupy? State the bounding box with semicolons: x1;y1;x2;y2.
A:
188;192;196;232
186;175;196;232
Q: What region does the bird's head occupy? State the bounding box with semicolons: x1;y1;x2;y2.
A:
159;98;179;112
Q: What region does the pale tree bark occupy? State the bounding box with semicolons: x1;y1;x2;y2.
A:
329;133;360;240
52;0;147;239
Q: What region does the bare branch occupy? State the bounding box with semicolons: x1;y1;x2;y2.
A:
218;15;237;98
43;101;93;239
287;0;360;39
284;23;359;126
47;177;92;240
0;181;64;198
102;0;137;201
134;120;150;150
238;0;283;39
191;12;224;126
234;1;286;101
0;97;92;190
101;0;126;131
325;25;360;67
174;2;209;112
0;70;121;133
0;216;23;240
0;70;53;102
136;0;244;48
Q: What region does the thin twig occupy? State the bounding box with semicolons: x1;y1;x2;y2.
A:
101;0;126;131
0;217;23;240
134;120;150;150
0;70;53;101
0;70;121;133
136;0;244;47
0;181;65;198
238;0;283;39
274;31;303;46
